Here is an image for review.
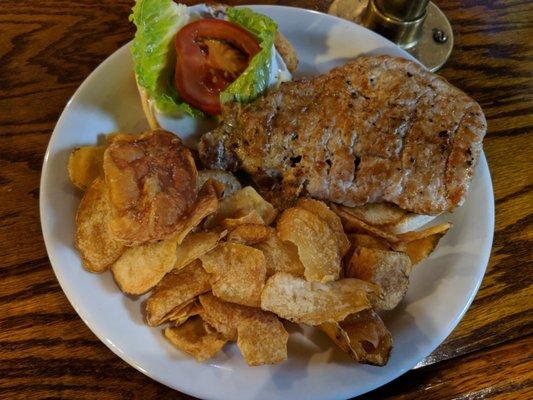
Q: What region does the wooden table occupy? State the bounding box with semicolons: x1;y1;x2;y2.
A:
1;0;531;398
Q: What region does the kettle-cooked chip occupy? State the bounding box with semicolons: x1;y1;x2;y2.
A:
164;316;227;362
277;207;341;283
104;129;198;245
197;170;242;198
68;146;105;190
198;293;288;365
165;299;200;326
205;186;277;228
198;293;243;340
220;210;265;229
111;235;178;295
393;223;451;265
331;204;400;243
320;310;392;366
173;180;220;245
75;178;124;272
175;232;221;271
261;272;375;325
296;198;350;257
334;203;407;226
254;233;304;277
349;234;391;251
237;310;288;366
145;260;211;326
200;243;266;307
227;224;272;245
347;247;412;310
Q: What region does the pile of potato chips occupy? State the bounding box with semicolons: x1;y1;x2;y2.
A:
69;129;450;367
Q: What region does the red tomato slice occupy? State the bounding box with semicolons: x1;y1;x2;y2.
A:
174;19;261;115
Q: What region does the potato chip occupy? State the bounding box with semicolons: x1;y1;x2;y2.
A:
145;260;211;326
197;170;242;198
227;224;272;245
254;234;304;277
111;235;178;295
200;243;266;307
104;129;198;245
237;310;288;366
165;299;198;326
205;186;277;228
75;178;124;272
68;146;105;190
199;293;243;340
175;232;221;271
173;181;219;244
296;198;350;257
198;293;288;365
347;247;411;310
334;203;407;226
331;204;400;243
320;310;392;366
260;272;375;325
164;316;227;362
392;223;451;265
383;214;436;234
220;210;265;230
349;234;391;251
277;207;341;283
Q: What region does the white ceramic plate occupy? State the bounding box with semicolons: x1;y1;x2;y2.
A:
40;5;494;400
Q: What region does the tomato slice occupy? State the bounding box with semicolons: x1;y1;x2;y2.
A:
174;19;261;115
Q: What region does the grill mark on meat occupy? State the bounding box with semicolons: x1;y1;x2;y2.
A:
200;55;486;215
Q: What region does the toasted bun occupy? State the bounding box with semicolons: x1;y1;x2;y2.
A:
274;31;298;72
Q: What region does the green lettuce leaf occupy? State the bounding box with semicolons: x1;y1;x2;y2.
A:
220;7;278;104
130;0;202;117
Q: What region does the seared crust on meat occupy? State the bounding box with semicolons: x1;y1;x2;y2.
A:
199;55;486;215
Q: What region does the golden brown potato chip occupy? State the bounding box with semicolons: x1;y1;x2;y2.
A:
274;31;298;73
335;203;406;226
200;243;266;307
175;232;221;271
164;316;227;362
197;170;242;198
68;146;105;190
320;310;392;366
347;247;411;310
75;178;124;272
296;198;350;257
254;234;304;277
227;224;272;245
261;272;375;325
205;186;277;228
198;292;243;340
165;299;198;326
104;129;198;245
220;210;265;230
111;235;178;295
173;180;220;244
331;204;400;243
277;207;341;283
198;293;288;365
392;223;451;265
237;310;288;366
349;234;391;251
145;260;211;326
382;214;436;234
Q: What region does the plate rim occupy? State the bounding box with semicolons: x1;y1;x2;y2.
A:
40;4;495;399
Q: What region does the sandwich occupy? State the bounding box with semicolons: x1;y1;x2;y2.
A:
130;0;298;129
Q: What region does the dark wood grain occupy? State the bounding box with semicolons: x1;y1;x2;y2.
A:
0;0;532;399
